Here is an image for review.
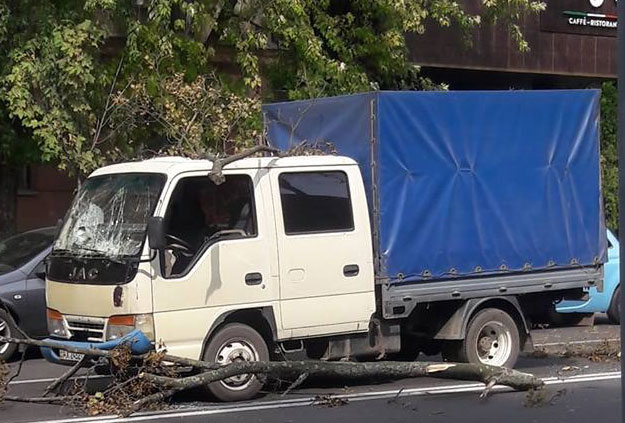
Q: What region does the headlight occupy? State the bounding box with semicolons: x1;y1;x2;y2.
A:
47;308;69;338
106;314;154;342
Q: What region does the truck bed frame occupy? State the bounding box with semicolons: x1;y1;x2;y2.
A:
381;266;603;319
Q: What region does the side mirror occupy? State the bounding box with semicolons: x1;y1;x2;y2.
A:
147;217;166;250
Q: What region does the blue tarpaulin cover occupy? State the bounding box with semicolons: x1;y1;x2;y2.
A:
263;91;606;284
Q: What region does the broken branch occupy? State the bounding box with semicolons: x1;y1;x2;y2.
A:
205;145;282;184
44;356;88;396
0;335;544;417
134;360;543;412
282;371;309;397
4;395;74;403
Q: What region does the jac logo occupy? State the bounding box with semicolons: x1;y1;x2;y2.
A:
68;266;99;281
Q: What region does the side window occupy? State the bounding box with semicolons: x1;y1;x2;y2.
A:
162;174;257;278
279;171;354;235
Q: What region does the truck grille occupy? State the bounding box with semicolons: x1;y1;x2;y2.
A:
65;317;106;342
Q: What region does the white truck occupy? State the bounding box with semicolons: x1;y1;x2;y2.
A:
43;91;605;402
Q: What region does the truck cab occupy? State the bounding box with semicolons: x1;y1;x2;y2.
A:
45;155;376;400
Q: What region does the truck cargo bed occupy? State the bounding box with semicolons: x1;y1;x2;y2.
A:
263;90;607;286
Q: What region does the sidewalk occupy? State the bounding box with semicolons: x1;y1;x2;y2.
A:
530;317;620;356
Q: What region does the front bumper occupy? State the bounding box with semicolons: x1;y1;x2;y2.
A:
41;329;152;366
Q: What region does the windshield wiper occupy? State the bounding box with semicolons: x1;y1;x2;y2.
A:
52;246;125;264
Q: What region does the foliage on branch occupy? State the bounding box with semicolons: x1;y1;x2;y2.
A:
111;72;261;158
0;0;544;175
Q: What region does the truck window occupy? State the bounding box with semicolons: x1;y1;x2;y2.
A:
162;174;257;277
278;171;354;235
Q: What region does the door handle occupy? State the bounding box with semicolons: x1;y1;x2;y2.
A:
245;272;263;285
343;264;359;277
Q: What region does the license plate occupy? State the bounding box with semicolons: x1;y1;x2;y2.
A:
58;349;85;362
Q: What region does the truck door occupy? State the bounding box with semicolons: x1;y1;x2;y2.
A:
271;166;375;335
151;171;278;359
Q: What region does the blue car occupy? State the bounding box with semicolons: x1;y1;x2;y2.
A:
556;229;620;324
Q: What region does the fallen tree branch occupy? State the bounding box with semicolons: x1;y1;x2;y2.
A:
44;356;88;396
0;336;114;360
0;336;220;371
204;145;282;184
0;335;544;417
4;395;73;403
5;347;28;386
133;360;543;412
282;372;309;397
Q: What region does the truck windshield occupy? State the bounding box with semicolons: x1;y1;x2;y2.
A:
54;173;165;259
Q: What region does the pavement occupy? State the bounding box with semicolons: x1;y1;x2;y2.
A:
1;318;622;423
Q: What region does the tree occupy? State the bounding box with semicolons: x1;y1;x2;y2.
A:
0;0;544;235
600;82;618;232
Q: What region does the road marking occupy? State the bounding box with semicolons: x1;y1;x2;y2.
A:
535;338;620;347
17;371;621;423
8;375;108;386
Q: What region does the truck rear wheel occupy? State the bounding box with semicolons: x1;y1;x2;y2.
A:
202;323;269;402
442;308;520;368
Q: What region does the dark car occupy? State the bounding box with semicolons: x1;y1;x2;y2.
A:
0;227;55;361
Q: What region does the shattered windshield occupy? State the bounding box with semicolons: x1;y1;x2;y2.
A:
54;173;165;258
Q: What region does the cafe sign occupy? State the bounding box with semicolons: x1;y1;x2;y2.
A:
540;0;618;36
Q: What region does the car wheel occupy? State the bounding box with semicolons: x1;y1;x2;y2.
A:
0;309;19;361
442;308;520;368
202;323;269;402
607;286;620;325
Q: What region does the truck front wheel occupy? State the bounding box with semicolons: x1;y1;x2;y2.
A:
202;323;269;401
441;308;520;368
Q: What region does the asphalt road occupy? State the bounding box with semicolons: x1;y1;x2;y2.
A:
1;320;622;423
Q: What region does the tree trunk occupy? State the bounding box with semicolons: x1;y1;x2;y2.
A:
0;164;18;239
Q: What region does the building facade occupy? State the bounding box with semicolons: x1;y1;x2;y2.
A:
16;165;75;232
408;0;616;89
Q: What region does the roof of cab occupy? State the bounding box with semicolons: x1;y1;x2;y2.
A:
89;155;357;178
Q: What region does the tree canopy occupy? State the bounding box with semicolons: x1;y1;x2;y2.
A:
0;0;545;176
600;82;618;231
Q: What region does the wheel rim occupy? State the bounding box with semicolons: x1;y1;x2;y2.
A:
0;317;11;355
474;320;512;366
215;339;259;391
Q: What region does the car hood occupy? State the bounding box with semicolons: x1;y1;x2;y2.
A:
0;268;27;285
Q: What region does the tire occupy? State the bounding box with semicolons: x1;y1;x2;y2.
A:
202;323;269;402
0;309;19;362
607;286;620;325
441;308;520;368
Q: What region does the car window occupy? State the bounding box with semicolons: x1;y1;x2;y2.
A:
0;229;55;275
278;171;354;235
162;175;257;278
